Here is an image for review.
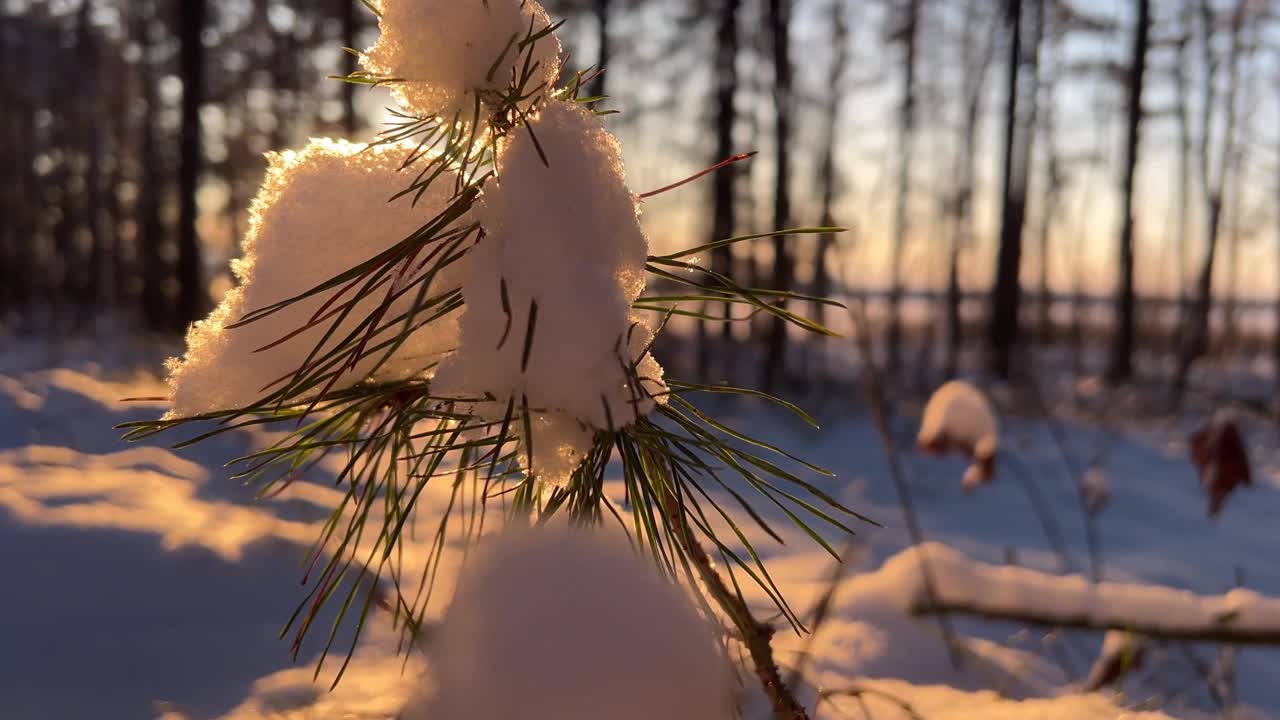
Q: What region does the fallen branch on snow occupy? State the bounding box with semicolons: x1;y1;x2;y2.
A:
901;544;1280;646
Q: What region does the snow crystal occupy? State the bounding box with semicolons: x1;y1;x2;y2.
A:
402;524;734;720
521;410;596;484
432;100;664;483
166;138;471;417
917;380;999;489
361;0;561;122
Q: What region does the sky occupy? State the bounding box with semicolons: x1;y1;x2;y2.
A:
563;0;1280;300
182;0;1280;302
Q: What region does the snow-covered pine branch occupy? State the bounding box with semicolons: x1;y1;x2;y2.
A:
902;543;1280;645
132;2;855;714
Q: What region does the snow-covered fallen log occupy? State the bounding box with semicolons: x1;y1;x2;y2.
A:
899;543;1280;645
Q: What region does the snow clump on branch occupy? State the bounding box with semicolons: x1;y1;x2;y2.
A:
433;100;666;482
165;139;470;417
917;380;1000;490
361;0;561;123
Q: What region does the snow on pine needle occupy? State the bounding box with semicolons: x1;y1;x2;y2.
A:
359;0;562;125
916;380;999;491
432;100;664;482
402;524;734;720
165;138;471;417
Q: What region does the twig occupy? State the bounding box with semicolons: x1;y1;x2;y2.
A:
817;686;926;720
657;467;810;720
1022;374;1104;582
1000;452;1073;574
849;300;963;669
785;534;861;689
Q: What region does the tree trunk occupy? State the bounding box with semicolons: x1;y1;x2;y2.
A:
0;14;16;318
136;1;169;332
341;0;359;136
1224;144;1245;351
1105;0;1150;383
1036;35;1060;349
1173;1;1192;353
812;0;849;378
75;1;108;321
1274;72;1280;396
175;0;209;331
1175;0;1243;397
945;1;996;379
698;0;741;381
988;0;1041;379
589;0;609;99
887;0;920;373
762;0;793;392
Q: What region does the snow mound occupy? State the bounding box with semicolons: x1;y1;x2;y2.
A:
433;100;665;483
165;138;471;417
361;0;561;122
917;380;999;489
403;524;733;720
0;444;318;561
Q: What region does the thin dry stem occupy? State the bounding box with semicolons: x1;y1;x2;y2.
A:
657;471;810;720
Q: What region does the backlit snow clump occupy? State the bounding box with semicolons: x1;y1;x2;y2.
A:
165;139;468;417
361;0;561;122
433;100;666;482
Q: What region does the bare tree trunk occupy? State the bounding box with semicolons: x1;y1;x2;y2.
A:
1036;48;1061;348
988;0;1042;379
1175;0;1244;397
589;0;609;99
1173;1;1193;350
0;14;17;319
1274;67;1280;396
270;2;299;152
175;0;209;331
812;0;849;377
762;0;793;392
74;1;109;321
698;0;741;382
137;0;169;332
1105;0;1150;383
886;0;920;373
340;0;358;136
1223;143;1245;351
945;1;996;379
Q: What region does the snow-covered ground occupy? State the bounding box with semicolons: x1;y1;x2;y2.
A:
2;348;1277;718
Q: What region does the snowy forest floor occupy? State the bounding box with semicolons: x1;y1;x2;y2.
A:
2;339;1278;719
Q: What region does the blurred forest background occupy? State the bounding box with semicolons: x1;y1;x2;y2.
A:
2;0;1279;398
